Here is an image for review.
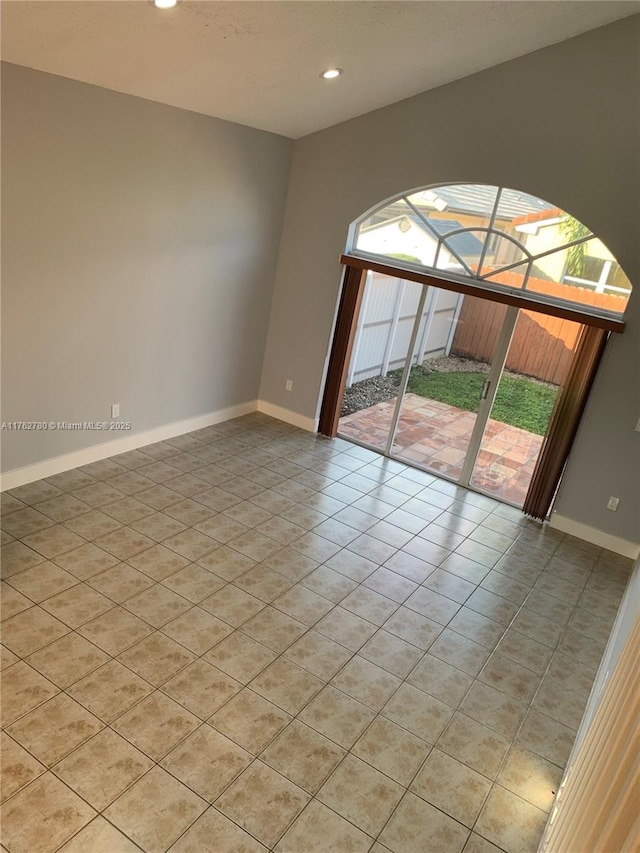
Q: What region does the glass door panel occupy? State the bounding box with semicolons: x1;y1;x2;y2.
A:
390;290;510;479
337;271;424;452
469;309;582;505
335;260;586;513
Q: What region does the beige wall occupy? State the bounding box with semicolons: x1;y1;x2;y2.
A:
1;63;292;471
2;20;638;541
259;17;640;542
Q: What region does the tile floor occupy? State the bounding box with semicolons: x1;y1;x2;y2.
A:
339;394;543;506
0;413;632;853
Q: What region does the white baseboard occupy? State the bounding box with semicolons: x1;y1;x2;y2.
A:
0;400;258;492
550;513;640;560
257;400;317;432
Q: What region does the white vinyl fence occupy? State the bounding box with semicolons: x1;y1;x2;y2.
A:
347;272;463;386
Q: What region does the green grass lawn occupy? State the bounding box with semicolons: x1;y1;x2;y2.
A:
404;367;558;435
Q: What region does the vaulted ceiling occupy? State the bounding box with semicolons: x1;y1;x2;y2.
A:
2;1;639;138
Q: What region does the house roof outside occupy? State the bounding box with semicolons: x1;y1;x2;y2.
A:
512;206;564;226
416;216;485;256
417;185;555;221
360;213;484;258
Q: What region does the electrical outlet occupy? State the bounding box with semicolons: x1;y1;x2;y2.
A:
111;403;120;419
285;380;293;392
606;496;619;511
636;417;640;432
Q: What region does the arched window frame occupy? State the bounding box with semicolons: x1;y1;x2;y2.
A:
321;183;628;520
347;184;631;323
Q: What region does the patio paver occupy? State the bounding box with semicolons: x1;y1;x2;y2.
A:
339;394;543;506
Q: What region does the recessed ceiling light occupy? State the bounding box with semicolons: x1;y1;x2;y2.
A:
320;68;343;80
153;0;177;8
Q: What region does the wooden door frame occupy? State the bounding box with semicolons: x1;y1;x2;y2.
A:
318;256;624;439
318;265;366;436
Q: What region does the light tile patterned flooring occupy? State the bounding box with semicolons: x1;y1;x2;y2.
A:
339;394;543;506
0;413;632;853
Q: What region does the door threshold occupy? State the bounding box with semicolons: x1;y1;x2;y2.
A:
337;430;524;512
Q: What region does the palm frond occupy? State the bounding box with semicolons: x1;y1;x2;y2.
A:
559;214;591;278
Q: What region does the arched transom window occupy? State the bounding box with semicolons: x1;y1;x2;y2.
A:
351;184;632;318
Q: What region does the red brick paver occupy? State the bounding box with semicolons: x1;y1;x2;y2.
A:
339;393;543;506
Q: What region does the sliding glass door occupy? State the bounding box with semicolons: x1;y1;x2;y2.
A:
337;270;574;507
390;292;513;480
338;270;423;452
468;308;582;503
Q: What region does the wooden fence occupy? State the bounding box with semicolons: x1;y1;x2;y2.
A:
451;273;627;385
